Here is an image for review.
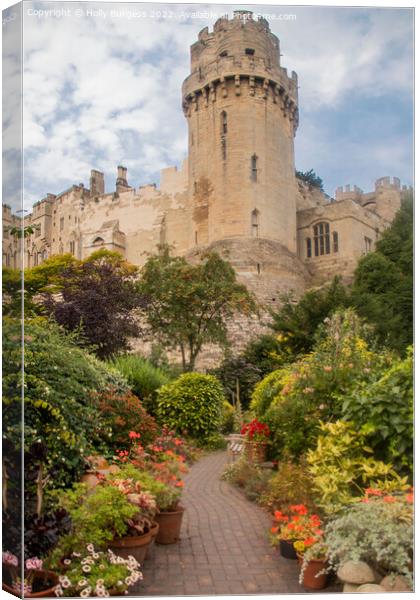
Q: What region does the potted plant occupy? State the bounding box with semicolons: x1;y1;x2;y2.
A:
297;540;329;590
2;553;59;598
241;419;270;463
53;544;142;597
270;505;323;560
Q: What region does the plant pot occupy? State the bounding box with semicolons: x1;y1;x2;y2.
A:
145;522;160;560
244;440;267;463
279;539;298;560
300;558;328;590
155;506;185;544
109;530;153;564
2;568;59;598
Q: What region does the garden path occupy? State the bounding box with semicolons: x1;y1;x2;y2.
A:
134;450;336;596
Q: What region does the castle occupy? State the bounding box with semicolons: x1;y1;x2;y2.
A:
2;10;409;307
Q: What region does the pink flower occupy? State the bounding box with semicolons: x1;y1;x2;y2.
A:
26;557;43;571
3;552;18;567
129;431;140;439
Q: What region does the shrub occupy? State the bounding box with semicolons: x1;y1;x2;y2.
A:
155;373;224;438
324;491;413;584
212;355;262;409
342;348;413;474
220;401;235;434
222;456;271;502
94;388;158;451
200;433;227;450
306;421;409;515
259;459;316;513
250;368;288;417
109;355;171;414
2;317;129;505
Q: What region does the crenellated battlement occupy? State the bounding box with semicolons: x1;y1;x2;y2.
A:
375;176;401;191
335;184;364;200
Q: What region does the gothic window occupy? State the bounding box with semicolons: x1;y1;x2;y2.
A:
92;237;105;247
306;237;312;258
33;251;38;266
245;48;255;56
364;236;372;253
333;231;339;253
251;208;259;237
3;226;9;239
70;240;75;255
313;222;330;256
35;224;41;237
251;154;258;182
257;262;261;275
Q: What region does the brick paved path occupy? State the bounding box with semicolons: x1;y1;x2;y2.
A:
134;450;336;596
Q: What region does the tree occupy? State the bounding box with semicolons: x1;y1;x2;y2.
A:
269;276;351;356
41;250;144;358
138;247;257;371
295;169;324;191
351;192;413;354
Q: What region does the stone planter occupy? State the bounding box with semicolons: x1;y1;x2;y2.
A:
244;440;267;463
109;530;153;564
2;568;58;598
155;506;185;544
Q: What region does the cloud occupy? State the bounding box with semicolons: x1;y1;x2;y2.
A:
1;2;413;209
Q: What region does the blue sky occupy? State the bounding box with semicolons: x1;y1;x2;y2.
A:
2;2;414;210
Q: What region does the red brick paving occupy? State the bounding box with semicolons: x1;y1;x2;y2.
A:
134;450;338;596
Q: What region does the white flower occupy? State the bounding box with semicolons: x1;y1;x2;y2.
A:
92;553;100;559
96;589;106;597
80;586;92;598
78;580;88;587
96;579;104;586
72;552;81;558
61;578;71;589
82;565;91;573
63;559;71;566
99;564;105;570
55;586;63;597
86;544;95;553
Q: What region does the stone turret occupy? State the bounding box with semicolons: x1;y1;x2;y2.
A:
90;169;105;196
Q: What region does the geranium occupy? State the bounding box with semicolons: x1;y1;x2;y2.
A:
270;505;324;544
241;419;270;442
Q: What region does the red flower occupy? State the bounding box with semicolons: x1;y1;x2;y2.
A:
129;431;141;439
383;495;396;503
406;493;414;503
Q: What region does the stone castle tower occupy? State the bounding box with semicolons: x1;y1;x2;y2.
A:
183;10;308;301
3;10;408;312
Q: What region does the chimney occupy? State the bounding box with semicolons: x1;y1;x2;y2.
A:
116;165;129;192
90;169;105;196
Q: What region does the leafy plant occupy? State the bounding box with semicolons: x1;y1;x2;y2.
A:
259;459;316;513
250;369;288;417
323;491;413;584
109;354;170;413
220;401;235;434
155;373;224;438
306;421;409;515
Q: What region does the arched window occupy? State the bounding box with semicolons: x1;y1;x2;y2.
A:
92;237;105;247
306;237;312;258
333;231;339;253
221;111;228;135
313;222;330;256
251;154;258;182
251;208;259;237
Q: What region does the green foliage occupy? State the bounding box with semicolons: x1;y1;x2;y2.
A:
351;193;413;354
222;456;272;502
269;276;350;356
324;494;413;583
155;373;224;438
2;267;22;317
250;369;288;417
342;348;413;474
138;247;256;371
259;459;316;513
212;355;262;409
306;421;408;515
56;484;137;549
2;317;129;506
200;432;227;450
296;168;324;191
220;401;235;434
109;354;171;413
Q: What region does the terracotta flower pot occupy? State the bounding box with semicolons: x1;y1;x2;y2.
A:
301;558;328;590
144;522;160;560
244;440;267;463
155;506;185;544
109;529;153;564
2;569;58;598
279;539;298;560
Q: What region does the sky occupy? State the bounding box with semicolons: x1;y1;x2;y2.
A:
2;1;414;211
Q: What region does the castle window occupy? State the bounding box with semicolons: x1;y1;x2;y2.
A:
251;154;258;182
221;137;227;160
221;111;228;135
70;240;75;255
3;226;9;239
35;225;41;237
333;231;339;253
195;231;198;245
251;208;259;237
257;262;261;275
245;48;255;56
306;237;312;258
364;236;372;253
60;217;64;231
33;252;38;266
92;237;105;247
219;50;228;58
313;222;330;256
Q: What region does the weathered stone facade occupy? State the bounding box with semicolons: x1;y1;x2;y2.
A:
2;11;410;313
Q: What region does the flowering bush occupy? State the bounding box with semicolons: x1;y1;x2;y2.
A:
54;545;142;597
259;458;316;514
105;478;157;535
270;505;323;546
241;419;270;442
323;489;413;584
